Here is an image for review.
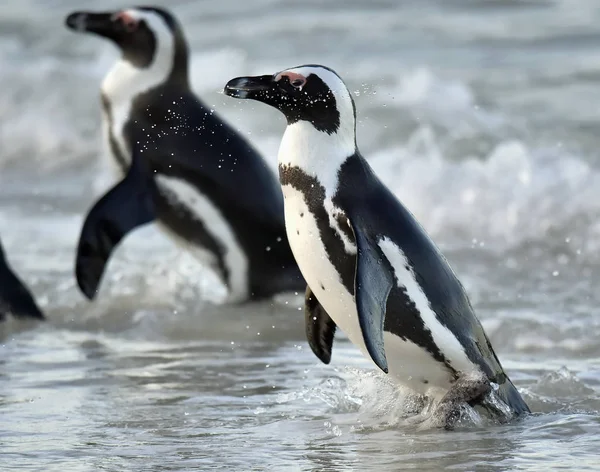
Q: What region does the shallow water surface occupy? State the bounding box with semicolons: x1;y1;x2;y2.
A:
2;0;600;470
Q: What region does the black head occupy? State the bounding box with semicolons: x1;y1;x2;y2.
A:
65;6;188;85
224;64;357;136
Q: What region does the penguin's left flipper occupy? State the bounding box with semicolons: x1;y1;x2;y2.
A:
305;285;337;364
346;217;395;374
75;145;156;300
436;373;492;430
0;247;44;321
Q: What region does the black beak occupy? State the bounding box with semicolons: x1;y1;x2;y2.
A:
224;75;275;100
65;11;120;38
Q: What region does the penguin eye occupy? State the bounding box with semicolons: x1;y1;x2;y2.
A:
113;12;139;32
291;78;305;89
123;18;139;32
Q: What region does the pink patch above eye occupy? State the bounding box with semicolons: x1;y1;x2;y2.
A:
113;11;139;31
275;71;306;86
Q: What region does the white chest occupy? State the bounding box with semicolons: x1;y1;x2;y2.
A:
283;185;467;395
282;183;365;348
100;55;172;177
101;97;132;178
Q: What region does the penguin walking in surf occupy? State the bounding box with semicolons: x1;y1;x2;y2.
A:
64;7;304;303
224;64;530;428
0;236;44;322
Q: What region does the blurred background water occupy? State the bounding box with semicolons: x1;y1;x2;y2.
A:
1;0;600;470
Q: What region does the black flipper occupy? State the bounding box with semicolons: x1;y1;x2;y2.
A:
305;285;337;364
75;145;156;300
0;241;44;321
349;218;394;374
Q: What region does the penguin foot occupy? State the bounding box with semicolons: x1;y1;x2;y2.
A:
477;390;514;424
436;374;492;431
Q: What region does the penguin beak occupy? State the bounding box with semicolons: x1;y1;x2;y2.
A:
65;11;135;40
224;75;275;100
66;11;111;34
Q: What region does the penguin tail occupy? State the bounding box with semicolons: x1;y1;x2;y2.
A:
495;376;530;417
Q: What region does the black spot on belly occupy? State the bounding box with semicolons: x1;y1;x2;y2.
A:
300;212;304;218
423;379;429;385
320;282;325;290
335;213;354;243
279;164;355;294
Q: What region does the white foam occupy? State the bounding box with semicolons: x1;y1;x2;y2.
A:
367;129;600;252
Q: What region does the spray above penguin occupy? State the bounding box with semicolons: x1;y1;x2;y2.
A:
224;64;530;428
64;7;304;303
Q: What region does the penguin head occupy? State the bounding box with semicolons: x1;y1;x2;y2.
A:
65;7;188;85
224;65;357;138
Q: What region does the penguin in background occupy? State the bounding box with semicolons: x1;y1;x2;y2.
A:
65;6;305;303
0;236;44;322
224;64;530;428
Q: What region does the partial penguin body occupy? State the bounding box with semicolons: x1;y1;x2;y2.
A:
0;237;44;322
65;7;304;302
224;65;530;427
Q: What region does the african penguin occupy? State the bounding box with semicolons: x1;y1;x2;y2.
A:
64;7;304;303
0;236;44;321
224;64;530;427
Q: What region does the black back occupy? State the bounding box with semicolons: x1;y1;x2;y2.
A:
116;85;304;299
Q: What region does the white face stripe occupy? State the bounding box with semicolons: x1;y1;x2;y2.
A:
279;65;356;141
378;237;478;374
101;9;175;108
